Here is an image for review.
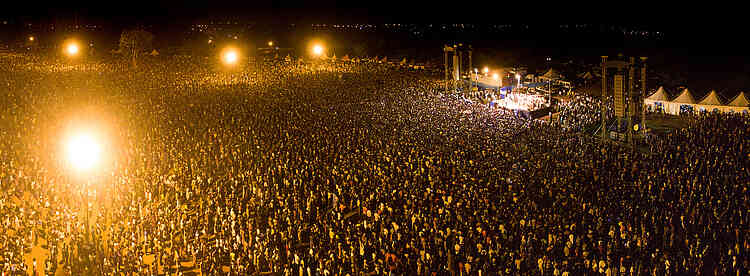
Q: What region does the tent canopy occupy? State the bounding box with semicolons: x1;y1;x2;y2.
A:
728;91;749;107
671;88;695;104
698;90;723;105
541;68;562;79
580;71;595;80
646;86;670;101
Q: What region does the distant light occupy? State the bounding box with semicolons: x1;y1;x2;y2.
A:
516;74;521;80
223;50;238;64
66;43;79;56
268;41;274;47
474;68;478;73
66;133;101;172
493;73;499;80
208;39;212;44
29;36;34;41
313;44;324;56
483;67;489;73
233;36;238;40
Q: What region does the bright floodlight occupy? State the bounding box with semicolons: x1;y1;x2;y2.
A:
29;36;34;41
493;73;499;80
66;133;102;171
483;67;489;73
313;45;324;56
223;50;238;64
66;43;79;56
268;41;274;47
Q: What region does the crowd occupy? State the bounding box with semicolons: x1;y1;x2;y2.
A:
0;53;748;275
491;93;548;112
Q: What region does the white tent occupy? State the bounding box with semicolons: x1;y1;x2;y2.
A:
672;88;695;104
646;87;670;101
646;87;749;115
643;86;672;113
698;90;723;105
728;91;749;107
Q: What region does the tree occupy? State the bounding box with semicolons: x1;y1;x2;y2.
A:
119;29;154;68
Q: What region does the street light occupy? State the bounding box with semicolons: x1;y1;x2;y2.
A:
493;73;499;92
221;48;239;65
66;132;102;172
516;73;521;89
66;42;79;56
268;41;274;47
65;130;103;243
29;36;34;41
313;45;324;57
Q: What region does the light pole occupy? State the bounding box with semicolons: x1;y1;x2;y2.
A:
492;73;499;90
66;132;102;244
516;73;521;89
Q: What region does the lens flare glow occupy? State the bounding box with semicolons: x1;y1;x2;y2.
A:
223;51;238;64
66;133;101;171
67;44;79;55
313;45;323;56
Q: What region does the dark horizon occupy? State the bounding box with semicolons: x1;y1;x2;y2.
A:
3;9;748;94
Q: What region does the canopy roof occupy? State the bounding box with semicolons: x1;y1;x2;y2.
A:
580;71;595;80
646;86;670;101
541;68;562;79
671;88;695;104
728;91;749;107
698;90;723;105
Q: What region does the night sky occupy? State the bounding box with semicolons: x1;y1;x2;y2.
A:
4;4;747;95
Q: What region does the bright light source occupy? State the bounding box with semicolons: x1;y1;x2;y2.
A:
268;41;274;47
29;36;34;41
66;43;79;56
223;51;238;64
312;45;324;56
474;68;478;73
208;39;212;44
66;133;102;171
221;49;240;65
483;67;489;73
515;74;521;80
493;73;499;80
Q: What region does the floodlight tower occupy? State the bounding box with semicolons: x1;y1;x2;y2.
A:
600;55;648;144
443;44;473;93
